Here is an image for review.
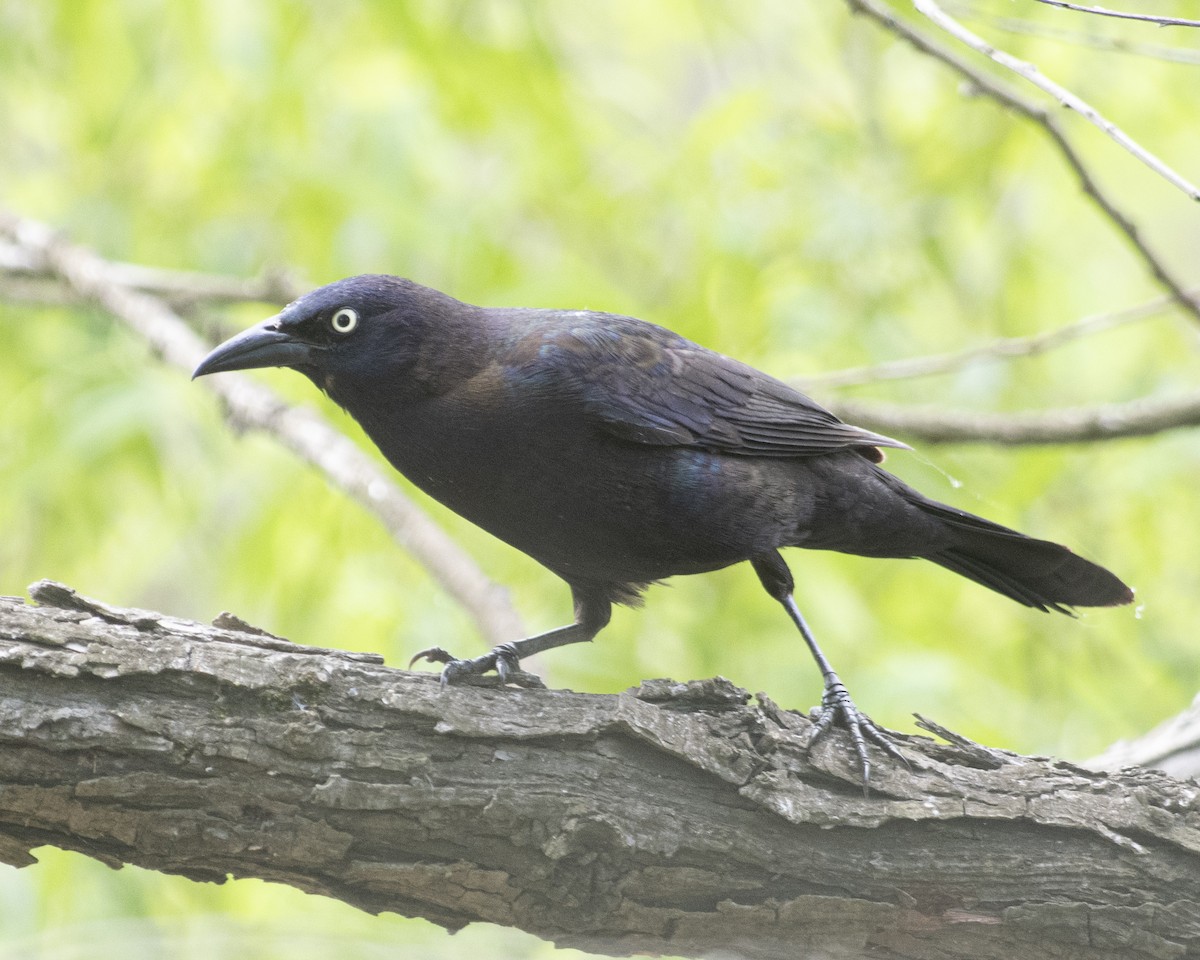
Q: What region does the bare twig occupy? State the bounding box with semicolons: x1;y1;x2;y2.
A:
1034;0;1200;29
0;237;304;310
843;0;1200;323
831;387;1200;444
915;0;1200;202
948;2;1200;65
798;291;1184;389
0;212;524;647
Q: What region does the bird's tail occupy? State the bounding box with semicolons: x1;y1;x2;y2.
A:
918;499;1134;613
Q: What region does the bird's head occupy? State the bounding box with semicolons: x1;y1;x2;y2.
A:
192;274;478;402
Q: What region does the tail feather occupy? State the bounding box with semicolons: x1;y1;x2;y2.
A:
918;499;1134;613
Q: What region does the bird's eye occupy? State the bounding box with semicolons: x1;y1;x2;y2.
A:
330;308;358;335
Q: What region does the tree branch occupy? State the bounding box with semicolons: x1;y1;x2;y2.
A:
950;3;1200;66
0;211;524;647
915;0;1200;202
797;291;1182;389
0;237;305;311
844;0;1200;323
2;583;1198;959
831;387;1200;444
1034;0;1200;29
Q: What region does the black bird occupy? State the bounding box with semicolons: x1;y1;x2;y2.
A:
194;275;1133;783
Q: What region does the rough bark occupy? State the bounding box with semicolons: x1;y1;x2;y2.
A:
1;583;1197;959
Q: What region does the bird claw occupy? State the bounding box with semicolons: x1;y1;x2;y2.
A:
408;642;544;689
408;646;455;668
807;677;907;793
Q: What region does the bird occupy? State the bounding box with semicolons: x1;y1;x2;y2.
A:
193;274;1134;785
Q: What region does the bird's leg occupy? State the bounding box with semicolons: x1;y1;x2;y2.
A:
410;623;587;686
751;552;905;791
781;593;907;785
410;589;612;686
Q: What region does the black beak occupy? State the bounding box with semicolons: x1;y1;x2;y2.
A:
192;319;318;379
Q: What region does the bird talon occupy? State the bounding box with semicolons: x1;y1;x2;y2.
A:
806;675;904;793
408;641;542;688
409;646;459;668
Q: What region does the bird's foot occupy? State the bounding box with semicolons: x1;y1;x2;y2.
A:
408;643;546;689
807;674;907;793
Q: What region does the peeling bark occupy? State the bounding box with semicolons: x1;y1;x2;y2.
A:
1;582;1198;959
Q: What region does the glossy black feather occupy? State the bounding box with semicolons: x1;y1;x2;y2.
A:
524;314;907;460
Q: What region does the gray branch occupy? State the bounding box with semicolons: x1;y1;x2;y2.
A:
830;388;1200;445
2;583;1199;959
954;3;1200;66
0;237;305;310
916;0;1200;202
1034;0;1200;29
797;291;1184;390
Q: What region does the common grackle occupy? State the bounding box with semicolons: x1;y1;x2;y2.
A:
194;275;1133;785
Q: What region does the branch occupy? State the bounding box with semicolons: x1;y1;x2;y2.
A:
950;2;1200;65
830;387;1200;444
4;583;1200;959
916;0;1200;201
1034;0;1200;29
798;291;1182;389
0;212;524;647
0;237;305;311
844;0;1200;322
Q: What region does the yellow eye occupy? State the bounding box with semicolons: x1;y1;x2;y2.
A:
330;308;358;334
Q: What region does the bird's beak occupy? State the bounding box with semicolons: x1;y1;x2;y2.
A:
192;318;318;379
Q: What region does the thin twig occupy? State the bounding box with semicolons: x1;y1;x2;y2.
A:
798;291;1184;389
0;238;305;309
843;0;1200;323
0;211;525;647
1035;0;1200;29
831;388;1200;445
948;1;1200;65
915;0;1200;202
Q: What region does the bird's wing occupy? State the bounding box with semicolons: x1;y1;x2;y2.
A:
529;316;907;459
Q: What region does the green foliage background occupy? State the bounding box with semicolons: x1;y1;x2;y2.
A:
1;1;1198;956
